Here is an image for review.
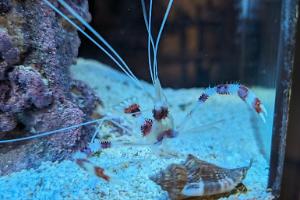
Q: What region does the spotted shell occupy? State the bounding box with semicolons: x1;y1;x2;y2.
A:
149;154;251;200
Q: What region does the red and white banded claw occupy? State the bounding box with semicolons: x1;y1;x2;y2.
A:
198;84;267;123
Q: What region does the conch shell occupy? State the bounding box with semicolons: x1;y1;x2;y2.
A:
150;154;251;200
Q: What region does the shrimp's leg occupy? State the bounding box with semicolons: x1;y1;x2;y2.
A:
75;158;110;182
73;152;123;184
90;115;132;144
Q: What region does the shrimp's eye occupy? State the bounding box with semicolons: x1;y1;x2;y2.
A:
153;107;168;121
141;119;153;137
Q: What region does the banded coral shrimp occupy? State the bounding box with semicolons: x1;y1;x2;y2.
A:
0;0;268;194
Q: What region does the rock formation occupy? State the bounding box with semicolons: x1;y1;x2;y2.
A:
0;0;99;175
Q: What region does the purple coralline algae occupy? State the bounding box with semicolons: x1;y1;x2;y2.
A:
0;0;99;175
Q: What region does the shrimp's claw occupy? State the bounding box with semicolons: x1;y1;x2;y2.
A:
196;84;268;123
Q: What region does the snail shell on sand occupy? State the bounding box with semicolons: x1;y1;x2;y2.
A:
150;154;251;200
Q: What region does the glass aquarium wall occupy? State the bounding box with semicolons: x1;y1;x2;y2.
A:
0;0;297;200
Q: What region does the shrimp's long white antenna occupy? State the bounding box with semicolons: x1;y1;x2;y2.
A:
141;0;174;82
0;106;151;144
141;0;174;86
148;0;155;84
43;0;146;92
142;0;154;84
0;118;102;144
153;0;174;80
56;0;140;84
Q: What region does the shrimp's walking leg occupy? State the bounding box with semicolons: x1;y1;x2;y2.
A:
177;84;267;132
75;158;111;182
73;152;122;184
90;115;131;144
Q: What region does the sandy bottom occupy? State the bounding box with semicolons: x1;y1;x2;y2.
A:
0;59;275;200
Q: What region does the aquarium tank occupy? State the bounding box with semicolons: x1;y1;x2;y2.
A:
0;0;297;199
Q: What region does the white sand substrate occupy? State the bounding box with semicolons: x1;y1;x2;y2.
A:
0;59;275;200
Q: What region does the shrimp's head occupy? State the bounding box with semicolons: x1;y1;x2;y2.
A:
152;78;172;121
148;78;177;144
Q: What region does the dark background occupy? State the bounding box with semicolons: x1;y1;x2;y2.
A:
78;0;299;199
79;0;280;88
